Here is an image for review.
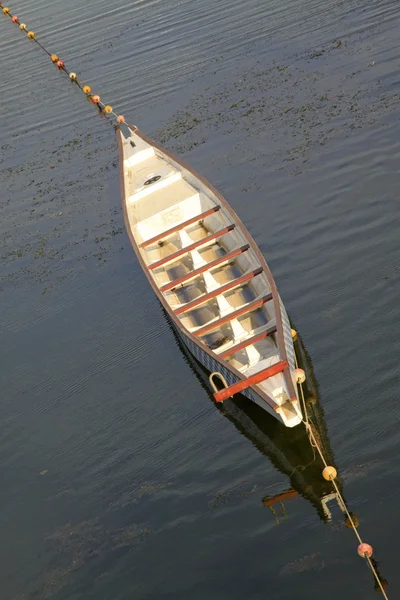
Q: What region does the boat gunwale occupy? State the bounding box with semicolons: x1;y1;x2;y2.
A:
117;126;297;411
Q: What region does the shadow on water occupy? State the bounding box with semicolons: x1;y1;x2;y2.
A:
165;310;388;592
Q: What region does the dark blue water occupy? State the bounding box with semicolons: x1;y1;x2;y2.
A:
1;0;400;598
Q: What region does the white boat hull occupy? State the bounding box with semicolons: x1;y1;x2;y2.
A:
117;126;303;427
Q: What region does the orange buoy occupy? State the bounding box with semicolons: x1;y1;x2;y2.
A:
92;95;100;104
56;60;65;69
27;31;35;39
117;115;125;124
322;466;337;481
104;105;113;113
83;85;91;94
51;54;59;63
11;15;18;23
2;7;10;14
357;543;373;558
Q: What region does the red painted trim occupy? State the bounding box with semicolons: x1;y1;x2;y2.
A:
174;267;263;316
148;224;236;271
219;326;277;359
161;244;250;293
262;489;299;506
214;360;289;402
140;206;221;248
194;293;273;337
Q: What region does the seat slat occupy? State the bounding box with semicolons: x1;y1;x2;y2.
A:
175;267;262;316
160;244;250;293
140;206;221;248
213;359;289;403
219;326;277;359
194;293;273;337
148;224;235;271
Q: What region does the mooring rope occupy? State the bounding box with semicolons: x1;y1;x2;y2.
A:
292;332;389;598
0;2;130;127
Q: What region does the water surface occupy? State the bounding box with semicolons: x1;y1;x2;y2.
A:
1;0;400;598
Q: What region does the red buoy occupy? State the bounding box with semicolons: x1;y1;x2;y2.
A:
357;543;373;558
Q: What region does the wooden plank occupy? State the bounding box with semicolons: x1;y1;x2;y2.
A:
194;293;273;337
174;267;263;316
219;326;277;359
213;360;289;403
148;224;235;271
262;489;298;507
140;206;221;248
160;244;250;293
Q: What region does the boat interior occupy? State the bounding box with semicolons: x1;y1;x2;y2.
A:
121;130;300;426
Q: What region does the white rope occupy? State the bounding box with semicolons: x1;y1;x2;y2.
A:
294;346;389;599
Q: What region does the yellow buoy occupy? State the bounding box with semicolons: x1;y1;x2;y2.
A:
51;54;59;63
19;23;27;31
345;512;359;528
322;466;337;481
2;7;10;15
27;31;35;39
291;328;298;340
83;85;91;94
104;105;113;113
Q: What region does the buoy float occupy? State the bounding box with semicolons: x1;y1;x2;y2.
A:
69;72;77;81
104;105;113;113
306;394;317;405
56;60;65;69
2;7;10;14
92;95;100;104
292;368;306;384
11;15;18;23
374;578;389;592
117;115;125;124
291;328;298;341
19;23;27;31
357;543;373;558
322;466;337;481
27;31;35;39
83;85;91;94
51;54;59;63
345;512;359;528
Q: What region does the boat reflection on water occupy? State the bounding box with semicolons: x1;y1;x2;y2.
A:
175;322;345;523
169;318;388;592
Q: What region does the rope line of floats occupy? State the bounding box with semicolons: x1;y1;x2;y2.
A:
1;4;390;598
1;2;128;126
291;328;389;598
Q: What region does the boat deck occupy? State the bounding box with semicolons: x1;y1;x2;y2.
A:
119;129;301;427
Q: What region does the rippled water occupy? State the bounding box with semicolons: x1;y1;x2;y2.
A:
1;0;400;598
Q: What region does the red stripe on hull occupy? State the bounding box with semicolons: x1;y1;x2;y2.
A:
219;326;277;359
174;267;263;315
160;244;249;292
194;293;273;337
140;206;221;248
213;360;289;402
148;224;235;271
